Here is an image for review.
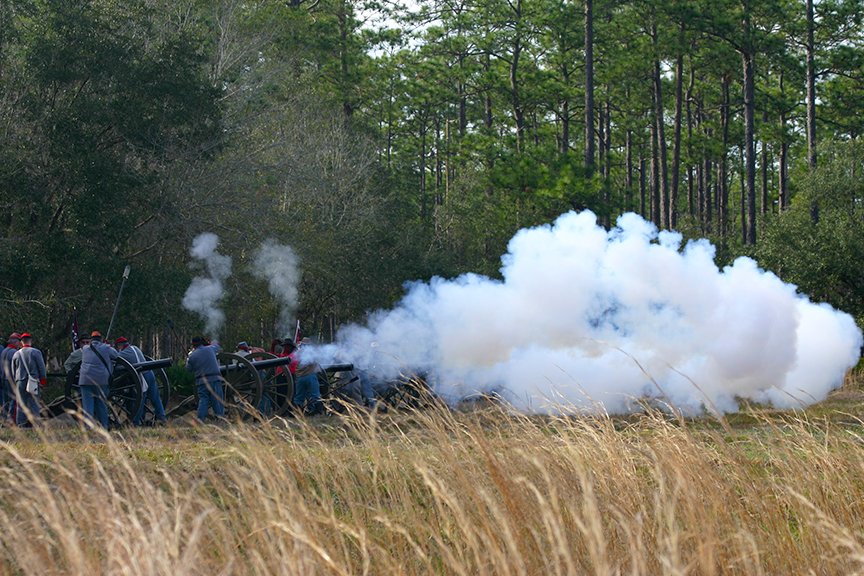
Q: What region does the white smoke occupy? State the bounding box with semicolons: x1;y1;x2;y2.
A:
182;233;233;337
305;211;863;415
251;240;301;335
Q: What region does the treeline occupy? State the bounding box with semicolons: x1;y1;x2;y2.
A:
0;0;861;361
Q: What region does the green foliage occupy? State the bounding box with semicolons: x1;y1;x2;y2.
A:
0;0;220;345
754;141;864;326
166;362;195;398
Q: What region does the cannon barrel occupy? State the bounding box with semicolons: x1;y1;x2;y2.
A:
218;357;354;374
323;363;354;373
219;355;294;374
130;358;173;372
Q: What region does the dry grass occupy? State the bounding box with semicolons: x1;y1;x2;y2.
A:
1;373;864;575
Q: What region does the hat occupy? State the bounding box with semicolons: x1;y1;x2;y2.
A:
8;332;20;341
237;341;249;350
90;330;103;339
115;336;129;345
191;336;205;345
19;333;32;339
283;339;297;349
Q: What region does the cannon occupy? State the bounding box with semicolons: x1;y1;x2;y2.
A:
166;351;362;420
213;353;356;418
216;352;295;418
57;356;174;427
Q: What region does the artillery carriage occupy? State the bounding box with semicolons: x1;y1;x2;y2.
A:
48;356;173;427
204;353;355;418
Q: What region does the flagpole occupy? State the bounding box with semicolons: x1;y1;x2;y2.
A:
71;307;80;350
106;265;131;340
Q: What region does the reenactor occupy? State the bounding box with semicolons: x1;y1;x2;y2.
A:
1;333;21;423
186;337;225;421
11;333;46;427
115;336;167;426
79;331;118;428
283;338;324;415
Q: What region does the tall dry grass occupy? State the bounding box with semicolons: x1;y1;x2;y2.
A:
1;396;864;575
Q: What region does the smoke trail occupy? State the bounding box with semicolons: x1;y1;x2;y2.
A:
181;233;232;337
251;240;301;335
305;211;863;415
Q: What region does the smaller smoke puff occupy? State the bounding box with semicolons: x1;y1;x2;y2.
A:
305;211;863;416
251;240;301;335
182;233;232;337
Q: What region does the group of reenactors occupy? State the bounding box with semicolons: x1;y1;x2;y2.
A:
0;330;166;429
0;332;47;427
0;329;381;429
62;330;168;428
188;335;326;421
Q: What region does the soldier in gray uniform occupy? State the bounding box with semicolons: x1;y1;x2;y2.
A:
79;330;118;428
63;333;91;400
186;336;225;421
115;336;167;426
0;332;21;424
11;333;46;427
1;333;21;423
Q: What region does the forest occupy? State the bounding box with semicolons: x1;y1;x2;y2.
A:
0;0;862;363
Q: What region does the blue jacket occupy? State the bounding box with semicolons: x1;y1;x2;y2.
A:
186;343;222;386
80;340;119;387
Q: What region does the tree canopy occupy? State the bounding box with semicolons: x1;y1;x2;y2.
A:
1;0;862;360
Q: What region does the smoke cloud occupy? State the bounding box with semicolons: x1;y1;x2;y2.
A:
182;233;232;337
251;240;301;335
306;211;863;415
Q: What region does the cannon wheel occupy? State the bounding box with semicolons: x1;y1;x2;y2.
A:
241;351;295;417
216;352;264;418
65;356;144;428
138;355;171;425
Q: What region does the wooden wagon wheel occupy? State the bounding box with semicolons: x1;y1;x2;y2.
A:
65;356;144;428
216;352;264;417
108;356;145;428
138;355;171;425
239;351;295;417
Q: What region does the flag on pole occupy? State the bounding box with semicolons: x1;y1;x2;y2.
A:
71;308;80;350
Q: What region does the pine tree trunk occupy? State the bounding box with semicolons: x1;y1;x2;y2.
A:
761;110;769;215
742;47;757;244
561;65;570;154
651;107;661;227
806;0;817;170
626;129;634;212
584;0;595;172
420;122;428;218
779;71;789;210
719;75;730;239
652;50;669;229
640;152;647;218
686;66;695;217
670;24;685;229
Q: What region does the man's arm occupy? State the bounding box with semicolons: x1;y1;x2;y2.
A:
10;352;20;381
64;349;82;373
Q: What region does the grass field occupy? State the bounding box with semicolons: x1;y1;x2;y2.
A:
1;370;864;575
